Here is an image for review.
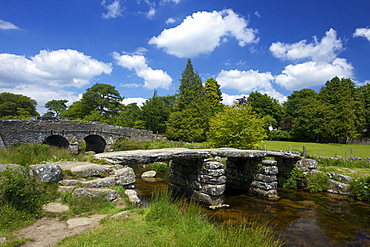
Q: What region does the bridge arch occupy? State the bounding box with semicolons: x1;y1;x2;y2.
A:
43;135;69;148
84;135;106;153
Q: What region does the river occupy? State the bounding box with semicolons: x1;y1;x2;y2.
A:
132;164;370;247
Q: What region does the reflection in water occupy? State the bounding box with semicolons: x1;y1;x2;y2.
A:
132;164;370;246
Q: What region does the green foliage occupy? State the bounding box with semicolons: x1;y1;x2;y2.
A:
357;83;370;137
141;91;176;133
247;91;285;129
284;89;317;119
0;92;38;119
44;99;68;118
112;138;149;151
350;176;370;201
268;130;291;140
306;172;329;192
283;167;305;189
204;77;223;115
208;104;267;149
150;162;168;172
60;100;90;120
113;103;145;129
167;59;210;142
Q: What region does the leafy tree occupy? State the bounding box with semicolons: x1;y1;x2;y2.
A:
81;83;123;118
44;99;68;118
358;83;370;137
0;92;38;119
284;89;317;119
166;59;210;142
204;77;223;115
114;103;145;129
141;91;175;133
208;104;267;149
60;100;90;120
318;77;365;143
247;92;285;129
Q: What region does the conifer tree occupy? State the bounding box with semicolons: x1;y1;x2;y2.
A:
204;77;223;115
166;59;210;142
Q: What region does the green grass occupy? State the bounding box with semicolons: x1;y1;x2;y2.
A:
57;190;284;247
260;140;370;159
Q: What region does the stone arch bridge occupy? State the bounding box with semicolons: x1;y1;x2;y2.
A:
0;120;154;153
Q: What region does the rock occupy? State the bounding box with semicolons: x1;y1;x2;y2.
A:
72;188;119;201
67;217;97;228
42;202;69;212
114;167;135;186
191;190;223;205
111;210;129;218
0;237;7;243
59;179;80;186
0;163;22;172
81;177;115;188
71;164;106;177
203;161;224;169
256;166;278;175
336;174;352;183
327;179;351;195
57;186;76;193
124;189;141;205
200;184;226;196
142;177;157;183
141;170;156;178
32;164;63;183
297;158;318;170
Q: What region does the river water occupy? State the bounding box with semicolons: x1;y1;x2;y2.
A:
132;164;370;247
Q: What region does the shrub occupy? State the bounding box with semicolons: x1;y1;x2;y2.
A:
283;167;304;189
150;162;168;172
112;139;149;151
306;172;329;192
350;176;370;201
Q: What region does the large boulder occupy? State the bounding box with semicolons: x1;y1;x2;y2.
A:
124;189;141;205
72;188;119;201
81;177;115;188
71;164;106;177
114;167;135;187
32;164;63;183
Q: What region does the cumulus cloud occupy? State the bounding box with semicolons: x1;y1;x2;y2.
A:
166;17;176;24
0;19;19;30
122;97;147;106
216;69;287;103
102;0;124;19
354;27;370;42
275;58;354;90
113;52;172;89
0;84;81;114
270;29;343;62
0;49;112;88
221;93;248;106
148;9;259;57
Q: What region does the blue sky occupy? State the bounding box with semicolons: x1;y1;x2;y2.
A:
1;0;370;114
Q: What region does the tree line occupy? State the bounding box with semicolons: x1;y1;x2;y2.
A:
1;59;369;147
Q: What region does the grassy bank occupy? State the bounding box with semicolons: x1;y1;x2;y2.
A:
260;140;370;159
58;191;284;247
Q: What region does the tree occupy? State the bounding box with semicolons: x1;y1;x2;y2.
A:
60;100;90;120
284;89;317;119
114;103;145;129
44;99;68;118
166;59;210;142
204;77;223;115
318;77;365;143
81;83;123;118
247;92;285;129
141;91;175;133
357;83;370;137
208;104;267;149
0;92;38;119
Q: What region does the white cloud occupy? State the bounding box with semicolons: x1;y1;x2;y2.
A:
113;52;172;89
354;27;370;42
148;9;259;57
0;84;81;114
254;11;261;18
216;69;287;103
270;29;343;62
166;17;176;24
102;0;124;19
120;83;142;88
221;93;248;106
146;7;156;19
0;49;112;88
122;97;147;107
0;19;19;30
275;58;354;90
161;0;181;3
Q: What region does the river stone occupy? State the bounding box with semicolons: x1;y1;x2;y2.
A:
336;174;352;183
250;181;278;191
191;190;223;205
81;177;115;188
327;180;351;195
198;175;227;185
114;167;135;186
72;188;119;201
124;189;141;205
201;184;226;196
71;164;106;177
141;170;156;178
32;164;63;183
59;179;80;186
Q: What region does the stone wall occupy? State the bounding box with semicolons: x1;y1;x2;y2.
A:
0;120;154;152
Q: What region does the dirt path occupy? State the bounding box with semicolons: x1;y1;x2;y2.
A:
18;214;107;247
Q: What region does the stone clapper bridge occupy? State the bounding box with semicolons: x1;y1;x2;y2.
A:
94;148;316;206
